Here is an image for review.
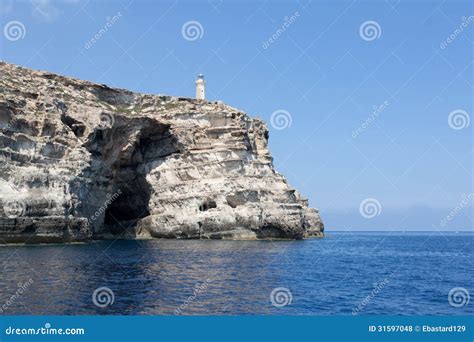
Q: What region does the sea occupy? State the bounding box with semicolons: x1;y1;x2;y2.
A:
0;231;472;315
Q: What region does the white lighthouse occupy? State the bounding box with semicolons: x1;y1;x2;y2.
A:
195;73;205;100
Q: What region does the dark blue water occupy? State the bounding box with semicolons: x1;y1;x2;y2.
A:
0;232;472;315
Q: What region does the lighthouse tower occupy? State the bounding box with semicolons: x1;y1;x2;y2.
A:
195;74;205;100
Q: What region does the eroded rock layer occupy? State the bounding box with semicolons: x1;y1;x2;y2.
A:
0;62;324;243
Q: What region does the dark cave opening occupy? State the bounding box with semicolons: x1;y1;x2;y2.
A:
80;116;179;237
103;175;151;235
199;200;217;212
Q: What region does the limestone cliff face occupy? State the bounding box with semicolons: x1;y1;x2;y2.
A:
0;62;324;243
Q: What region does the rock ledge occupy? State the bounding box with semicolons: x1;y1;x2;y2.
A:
0;62;324;243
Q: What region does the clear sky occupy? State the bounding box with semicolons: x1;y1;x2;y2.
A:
1;0;472;230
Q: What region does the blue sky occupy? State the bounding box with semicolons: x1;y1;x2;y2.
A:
1;0;472;230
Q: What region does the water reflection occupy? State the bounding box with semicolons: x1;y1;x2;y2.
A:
0;233;472;315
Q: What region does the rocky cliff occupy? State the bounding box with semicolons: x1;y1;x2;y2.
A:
0;62;324;243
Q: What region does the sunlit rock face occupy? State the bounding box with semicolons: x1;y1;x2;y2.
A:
0;62;324;243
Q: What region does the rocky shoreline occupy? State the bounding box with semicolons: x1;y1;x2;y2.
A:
0;62;324;243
